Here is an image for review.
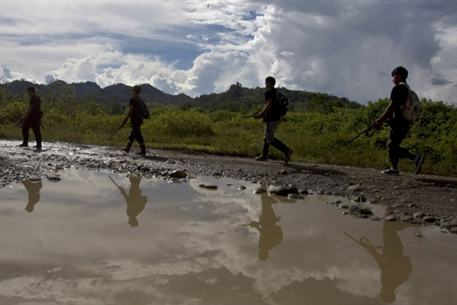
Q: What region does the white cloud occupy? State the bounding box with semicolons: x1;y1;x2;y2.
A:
0;0;455;104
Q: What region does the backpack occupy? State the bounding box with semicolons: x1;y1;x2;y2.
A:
136;98;150;119
276;90;289;117
399;82;420;122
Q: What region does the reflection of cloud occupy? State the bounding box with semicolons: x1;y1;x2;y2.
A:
1;170;455;304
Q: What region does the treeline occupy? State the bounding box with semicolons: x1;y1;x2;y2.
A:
1;80;360;113
0;84;455;177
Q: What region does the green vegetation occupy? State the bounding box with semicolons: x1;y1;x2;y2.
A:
1;84;456;177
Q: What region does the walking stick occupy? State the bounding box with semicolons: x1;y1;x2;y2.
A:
347;123;375;144
241;114;256;118
109;124;123;140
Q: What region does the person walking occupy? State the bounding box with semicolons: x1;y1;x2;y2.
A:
373;66;424;175
19;87;42;151
254;76;293;164
121;85;146;155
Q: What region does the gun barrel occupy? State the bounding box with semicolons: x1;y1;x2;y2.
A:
347;123;375;144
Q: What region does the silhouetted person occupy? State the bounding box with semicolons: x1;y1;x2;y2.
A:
248;191;283;260
346;221;413;303
114;176;148;227
121;85;146;155
22;178;43;213
19;87;43;151
254;76;293;164
373;66;424;175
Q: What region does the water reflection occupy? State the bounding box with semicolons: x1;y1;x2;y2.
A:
110;176;148;227
345;221;414;304
22;178;42;213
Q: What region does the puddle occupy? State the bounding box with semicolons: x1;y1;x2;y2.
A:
0;168;455;305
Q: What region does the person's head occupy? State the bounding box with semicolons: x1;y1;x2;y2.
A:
391;66;408;85
265;76;276;89
380;287;395;303
132;85;141;95
128;217;139;227
27;87;36;96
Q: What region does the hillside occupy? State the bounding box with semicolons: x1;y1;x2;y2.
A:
1;80;361;111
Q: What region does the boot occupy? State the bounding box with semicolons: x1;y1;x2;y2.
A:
138;143;146;156
123;141;133;153
255;142;270;161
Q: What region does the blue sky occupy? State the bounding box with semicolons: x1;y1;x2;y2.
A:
1;0;456;105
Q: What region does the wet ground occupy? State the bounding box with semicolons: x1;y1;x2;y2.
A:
1;140;457;231
1;168;456;305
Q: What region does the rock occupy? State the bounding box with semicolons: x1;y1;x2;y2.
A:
169;170;187;178
441;222;452;229
349;204;373;215
370;216;381;221
347;185;364;192
47;176;61;182
408;203;417;208
316;189;325;195
288;193;304;199
449;219;457;226
267;185;299;197
204;185;218;190
253;188;266;194
449;227;457;234
393;203;403;208
299;189;309;195
279;170;288;175
339;202;350;209
238;185;246;190
385;215;396;221
413;212;425;219
422;216;436;223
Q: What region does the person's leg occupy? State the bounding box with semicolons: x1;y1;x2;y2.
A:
385;124;409;173
124;129;135;153
20;121;31;146
256;127;270;161
266;122;293;164
31;122;42;149
136;127;146;155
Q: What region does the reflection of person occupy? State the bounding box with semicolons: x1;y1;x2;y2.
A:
346;221;413;304
22;178;43;213
115;176;148;227
121;85;146;155
248;191;283;260
19;87;43;151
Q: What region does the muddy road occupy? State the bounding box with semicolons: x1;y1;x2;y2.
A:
1;140;456;233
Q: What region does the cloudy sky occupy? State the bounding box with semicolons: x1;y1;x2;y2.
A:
0;0;456;105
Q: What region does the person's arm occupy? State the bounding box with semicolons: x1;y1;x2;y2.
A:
374;100;395;129
122;105;134;126
21;104;33;121
255;99;273;119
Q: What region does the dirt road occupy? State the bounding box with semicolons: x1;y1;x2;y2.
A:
1;140;456;232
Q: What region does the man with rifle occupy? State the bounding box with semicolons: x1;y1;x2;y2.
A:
18;87;43;151
373;66;424;175
120;85;146;155
254;76;293;164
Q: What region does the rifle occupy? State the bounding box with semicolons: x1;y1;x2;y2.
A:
109;123;123;140
344;231;382;249
347;122;375;144
109;176;123;189
11;118;22;128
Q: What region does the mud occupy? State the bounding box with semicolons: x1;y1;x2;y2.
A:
1;140;457;232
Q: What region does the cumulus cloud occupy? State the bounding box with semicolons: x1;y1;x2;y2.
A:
0;0;455;104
